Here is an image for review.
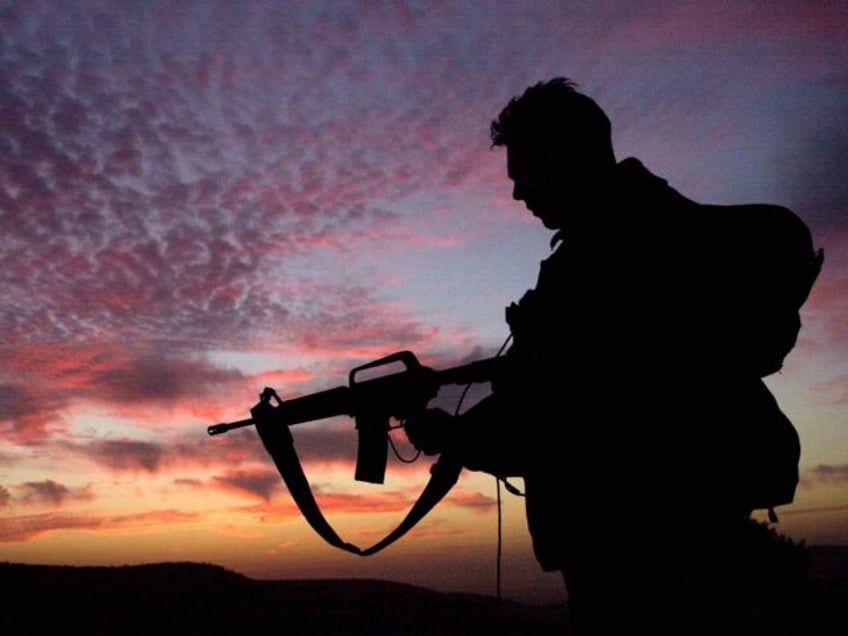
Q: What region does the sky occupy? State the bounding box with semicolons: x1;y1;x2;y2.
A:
0;0;846;605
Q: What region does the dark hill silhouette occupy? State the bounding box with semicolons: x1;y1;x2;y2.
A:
0;561;566;635
2;544;846;635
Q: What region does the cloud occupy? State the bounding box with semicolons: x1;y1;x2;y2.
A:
16;480;94;507
800;231;848;353
443;489;498;513
805;464;848;484
79;439;165;473
773;87;848;234
6;2;839;404
0;380;70;443
84;350;245;406
0;478;94;511
0;509;199;543
300;489;420;516
0;2;490;364
0;344;249;443
811;374;848;406
213;467;282;502
1;0;846;576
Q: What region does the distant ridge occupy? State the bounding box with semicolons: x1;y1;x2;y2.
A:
2;546;847;635
0;561;566;635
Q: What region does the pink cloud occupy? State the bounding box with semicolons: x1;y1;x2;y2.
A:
1;23;467;356
0;343;254;444
0;380;70;444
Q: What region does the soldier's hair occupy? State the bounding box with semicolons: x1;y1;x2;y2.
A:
490;77;614;162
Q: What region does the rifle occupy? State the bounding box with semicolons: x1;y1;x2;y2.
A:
208;350;505;555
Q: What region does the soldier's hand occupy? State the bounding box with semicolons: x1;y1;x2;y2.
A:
404;408;455;456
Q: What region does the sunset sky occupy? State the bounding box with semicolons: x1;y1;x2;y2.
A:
1;1;846;605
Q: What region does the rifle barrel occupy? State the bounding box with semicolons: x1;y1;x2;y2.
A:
207;385;353;436
207;418;254;435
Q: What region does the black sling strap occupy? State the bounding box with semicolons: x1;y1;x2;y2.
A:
265;434;361;554
360;455;462;556
265;429;461;556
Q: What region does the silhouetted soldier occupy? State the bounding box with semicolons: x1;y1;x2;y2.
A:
405;78;821;635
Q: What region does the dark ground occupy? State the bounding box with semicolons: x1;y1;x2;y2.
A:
0;561;567;635
1;545;845;635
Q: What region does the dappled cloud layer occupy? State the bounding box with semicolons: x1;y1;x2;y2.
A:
1;0;846;601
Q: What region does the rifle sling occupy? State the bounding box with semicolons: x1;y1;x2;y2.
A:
360;455;462;556
273;436;461;556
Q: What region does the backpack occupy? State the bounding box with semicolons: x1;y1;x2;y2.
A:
734;379;802;521
706;203;824;519
722;204;824;378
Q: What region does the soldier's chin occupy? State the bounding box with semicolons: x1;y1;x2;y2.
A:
537;212;562;230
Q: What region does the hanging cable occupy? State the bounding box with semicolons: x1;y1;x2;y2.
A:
496;473;503;602
447;334;516;603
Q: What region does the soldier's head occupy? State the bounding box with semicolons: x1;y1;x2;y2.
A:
491;77;616;229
